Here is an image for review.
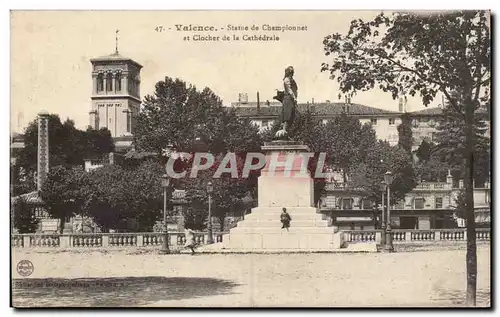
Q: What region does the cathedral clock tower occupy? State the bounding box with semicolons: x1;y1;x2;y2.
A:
88;48;142;151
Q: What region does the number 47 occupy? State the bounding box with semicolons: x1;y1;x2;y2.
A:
155;26;164;32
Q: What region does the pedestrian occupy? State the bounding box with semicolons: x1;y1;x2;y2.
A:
280;207;292;231
184;226;197;255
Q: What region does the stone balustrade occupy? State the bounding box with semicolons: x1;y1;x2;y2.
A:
343;228;490;244
414;182;451;190
11;228;490;249
11;231;226;249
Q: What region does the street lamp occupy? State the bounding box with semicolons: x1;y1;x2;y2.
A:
384;171;395;252
379;180;387;247
206;181;214;244
160;174;171;254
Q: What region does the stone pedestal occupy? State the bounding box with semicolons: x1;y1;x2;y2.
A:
221;140;339;251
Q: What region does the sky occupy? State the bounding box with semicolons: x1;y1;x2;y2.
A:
10;10;439;133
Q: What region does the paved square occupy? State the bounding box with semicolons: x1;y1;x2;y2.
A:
12;245;490;307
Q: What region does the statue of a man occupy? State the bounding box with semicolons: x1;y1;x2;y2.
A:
275;66;298;138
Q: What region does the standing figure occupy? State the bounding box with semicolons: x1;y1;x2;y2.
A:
184;226;197;255
275;66;298;138
280;207;292;231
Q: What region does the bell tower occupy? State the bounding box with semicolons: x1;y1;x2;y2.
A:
88;42;142;151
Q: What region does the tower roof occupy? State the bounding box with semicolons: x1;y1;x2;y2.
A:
90;52;143;68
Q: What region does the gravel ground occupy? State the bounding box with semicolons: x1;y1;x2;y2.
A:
11;245;491;307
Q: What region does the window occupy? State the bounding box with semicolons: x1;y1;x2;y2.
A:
97;74;104;92
412;119;419;127
362;199;372;210
341;198;353;210
435;197;443;209
389;118;395;125
115;73;122;92
126;110;131;133
414;197;425;209
370;118;377;125
106;73;113;91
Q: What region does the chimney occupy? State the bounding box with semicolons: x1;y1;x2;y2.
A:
266;100;270;107
312;98;315;104
398;98;403;112
459;179;464;189
257;92;260;111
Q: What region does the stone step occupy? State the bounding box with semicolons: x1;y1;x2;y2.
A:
249;207;319;213
229;226;334;234
222;232;335;249
237;220;329;227
244;213;325;221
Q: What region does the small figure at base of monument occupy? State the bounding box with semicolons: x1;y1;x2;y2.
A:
280;207;292;231
274;66;298;140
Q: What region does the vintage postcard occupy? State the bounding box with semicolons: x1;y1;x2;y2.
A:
10;10;491;308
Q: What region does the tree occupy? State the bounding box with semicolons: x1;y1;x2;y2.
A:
12;196;39;233
322;11;490;305
324;114;372;182
397;113;413;154
121;161;164;231
13;114;114;195
180;154;251;231
433;104;491;187
83;161;165;232
415;139;434;163
40;166;90;233
350;140;416;205
134;77;261;156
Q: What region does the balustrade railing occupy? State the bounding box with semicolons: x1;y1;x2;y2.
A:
343;230;376;243
11;231;229;249
11;228;490;249
342;228;490;244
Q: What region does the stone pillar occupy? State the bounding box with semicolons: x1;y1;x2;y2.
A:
136;234;144;247
60;235;71;248
37;111;50;191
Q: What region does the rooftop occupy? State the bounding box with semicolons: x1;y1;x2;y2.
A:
232;102;402;118
90;52;143;68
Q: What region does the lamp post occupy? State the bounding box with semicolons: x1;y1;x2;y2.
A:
379;181;387;247
160;174;171;254
384;171;394;252
206;181;214;244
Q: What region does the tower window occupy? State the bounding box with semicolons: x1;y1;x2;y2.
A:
389;118;395;125
97;74;104;92
115;73;122;92
106;73;113;92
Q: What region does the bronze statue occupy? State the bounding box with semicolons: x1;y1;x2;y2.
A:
274;66;298;139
